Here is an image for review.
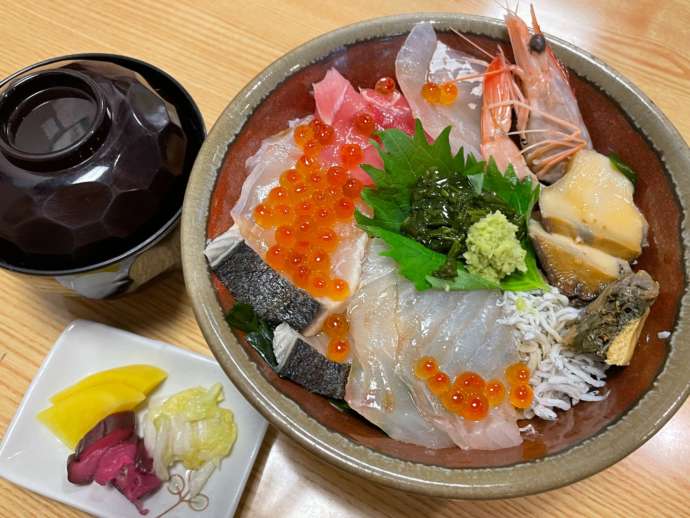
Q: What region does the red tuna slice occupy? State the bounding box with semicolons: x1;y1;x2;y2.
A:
313;68;414;186
361;89;416;135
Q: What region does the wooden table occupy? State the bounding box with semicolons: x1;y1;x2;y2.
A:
1;1;689;516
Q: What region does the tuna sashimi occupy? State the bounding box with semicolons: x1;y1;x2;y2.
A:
396;23;487;158
314;68;415;185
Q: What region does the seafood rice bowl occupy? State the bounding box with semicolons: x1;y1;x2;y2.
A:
183;8;689;497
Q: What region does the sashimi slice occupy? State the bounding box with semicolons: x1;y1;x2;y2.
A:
394;284;522;450
396;23;487;158
313;68;415;185
229;120;367;335
346;240;453;448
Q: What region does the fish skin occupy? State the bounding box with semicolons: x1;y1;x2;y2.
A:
279;338;350;399
213;242;320;332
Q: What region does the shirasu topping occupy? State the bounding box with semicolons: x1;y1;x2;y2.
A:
497;288;608;420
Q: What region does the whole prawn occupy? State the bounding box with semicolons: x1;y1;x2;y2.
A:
480;51;534;181
504;4;592;182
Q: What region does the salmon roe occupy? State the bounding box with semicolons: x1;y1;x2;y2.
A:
354;112;375;137
453;371;486;393
414;356;439;380
326;165;348;186
505;362;531;386
462;392;490;421
253;119;369;301
510;383;534;409
327;337;350;363
416;356;535;419
342;178;363;199
427;371;451;396
484;379;506;407
324;313;349;338
422;81;458;105
441;389;466;414
438;81;458;105
293;124;314;147
421;82;441;104
315;124;335;145
374;76;396;95
339;143;363;168
328;278;350;301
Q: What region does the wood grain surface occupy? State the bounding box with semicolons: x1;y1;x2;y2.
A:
0;1;689;517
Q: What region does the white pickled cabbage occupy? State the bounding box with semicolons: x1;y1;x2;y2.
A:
143;384;236;495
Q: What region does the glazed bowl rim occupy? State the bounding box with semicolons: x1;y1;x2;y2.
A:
181;13;690;498
0;52;206;277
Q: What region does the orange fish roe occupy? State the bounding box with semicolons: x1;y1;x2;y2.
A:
253;115;372;300
414;356;439;380
293;264;311;289
438;81;458;105
374;76;396;95
441;389;466;415
315;123;335;145
327;337;350;363
314;206;336;226
279;168;301;187
309;275;329;297
339;143;363;168
253;203;275;228
302;139;322;157
265;245;286;270
323;313;349;338
293;124;314;147
315;228;339;252
275;225;296;247
334;197;355;219
461;392;490;421
328;278;350;301
296;154;320;175
453;371;486;393
484;379;506;407
326;165;348;186
505;362;531;386
510;383;534;409
342;177;363;199
421;82;441;104
426;371;451;396
354;112;375;137
308;249;330;272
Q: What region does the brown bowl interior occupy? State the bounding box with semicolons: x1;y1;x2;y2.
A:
205;32;683;468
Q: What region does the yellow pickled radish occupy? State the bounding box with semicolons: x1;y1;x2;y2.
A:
50;364;167;404
37;383;146;449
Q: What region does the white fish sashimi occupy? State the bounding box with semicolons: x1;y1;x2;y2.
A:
396;22;487;158
346;240;453;448
346;239;522;450
395;285;522;450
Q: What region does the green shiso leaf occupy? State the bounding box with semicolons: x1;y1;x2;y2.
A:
355;215;446;290
357;119;544;292
225;303;277;368
609;153;637;187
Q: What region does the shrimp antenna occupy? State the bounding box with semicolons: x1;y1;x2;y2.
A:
450;28;494;60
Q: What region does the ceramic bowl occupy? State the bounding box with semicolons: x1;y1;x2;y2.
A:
181;14;690;498
0;54;205;298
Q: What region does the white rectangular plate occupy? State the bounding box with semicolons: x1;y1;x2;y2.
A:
0;320;267;518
